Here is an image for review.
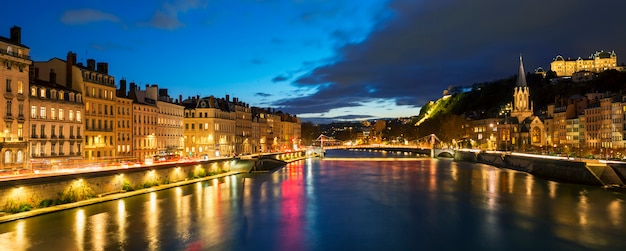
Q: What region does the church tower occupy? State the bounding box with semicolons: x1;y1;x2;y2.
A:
511;55;533;121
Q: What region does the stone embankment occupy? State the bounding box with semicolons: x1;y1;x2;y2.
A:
455;151;626;187
0;151;308;223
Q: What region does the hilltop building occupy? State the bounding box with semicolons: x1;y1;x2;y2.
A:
550;50;621;77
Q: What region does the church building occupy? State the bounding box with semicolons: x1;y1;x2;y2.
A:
497;56;546;151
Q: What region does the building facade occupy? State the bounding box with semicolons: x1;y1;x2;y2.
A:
28;73;84;168
0;26;30;171
550;50;620;77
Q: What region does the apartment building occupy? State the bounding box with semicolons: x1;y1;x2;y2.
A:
34;52;117;160
28;71;83;165
129;83;158;161
0;26;30;171
182;95;236;158
116;79;133;159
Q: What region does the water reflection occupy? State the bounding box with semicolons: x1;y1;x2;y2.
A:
0;151;625;251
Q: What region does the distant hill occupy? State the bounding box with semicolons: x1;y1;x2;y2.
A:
414;69;626;124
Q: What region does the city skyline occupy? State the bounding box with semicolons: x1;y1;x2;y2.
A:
2;0;626;123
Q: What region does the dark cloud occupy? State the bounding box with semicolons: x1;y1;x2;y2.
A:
274;0;626;116
271;74;289;83
255;92;272;97
301;114;377;124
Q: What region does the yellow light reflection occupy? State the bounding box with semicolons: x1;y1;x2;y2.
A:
117;200;126;244
146;192;158;251
90;212;108;251
608;200;623;227
75;209;86;251
0;220;28;250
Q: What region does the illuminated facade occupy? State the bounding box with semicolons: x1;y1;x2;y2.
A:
35;52;117;160
115;79;133;159
550;50;619;77
28;75;84;165
497;56;545;151
0;26;30;171
182;95;236;158
129;83;158;161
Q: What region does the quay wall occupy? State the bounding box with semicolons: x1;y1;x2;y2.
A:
456;151;618;186
0;151;306;214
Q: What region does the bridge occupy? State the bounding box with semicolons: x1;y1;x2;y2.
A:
324;145;456;158
318;134;456;158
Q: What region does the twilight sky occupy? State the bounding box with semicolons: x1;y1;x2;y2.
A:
2;0;626;123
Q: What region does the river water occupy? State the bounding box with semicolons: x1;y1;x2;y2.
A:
0;149;625;251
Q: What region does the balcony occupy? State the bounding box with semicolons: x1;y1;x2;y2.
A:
69;135;75;139
30;134;38;139
41;134;47;139
59;135;65;139
51;134;57;139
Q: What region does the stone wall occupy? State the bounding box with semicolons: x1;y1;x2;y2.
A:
0;151;306;213
463;151;621;186
0;159;235;213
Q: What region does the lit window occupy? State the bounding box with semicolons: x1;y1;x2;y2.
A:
40;107;46;119
59;109;64;120
76;111;81;122
17;80;22;94
40;88;45;98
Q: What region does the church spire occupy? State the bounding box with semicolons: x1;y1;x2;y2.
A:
517;54;527;87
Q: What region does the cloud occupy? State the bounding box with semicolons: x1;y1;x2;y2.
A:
275;0;626;116
61;9;121;25
271;74;289;83
255;92;272;97
146;0;209;30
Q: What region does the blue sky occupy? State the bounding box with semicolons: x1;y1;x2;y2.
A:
3;0;626;123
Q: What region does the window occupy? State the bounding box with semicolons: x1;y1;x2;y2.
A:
5;79;11;92
31;87;36;96
40;125;45;137
17;80;24;94
40;88;45;98
69;110;74;121
58;91;64;100
51;125;56;137
59;109;64;120
31;125;36;137
17;124;22;139
5;100;11;116
77;111;81;122
18;104;23;117
40;107;46;119
4;151;10;164
16;150;23;163
51;108;56;120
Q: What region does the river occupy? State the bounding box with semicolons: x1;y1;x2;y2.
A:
0;149;624;250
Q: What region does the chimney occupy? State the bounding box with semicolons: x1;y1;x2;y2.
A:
66;51;76;89
49;69;57;84
179;95;182;104
87;59;96;71
97;62;108;74
225;94;230;102
118;79;127;97
10;26;21;44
